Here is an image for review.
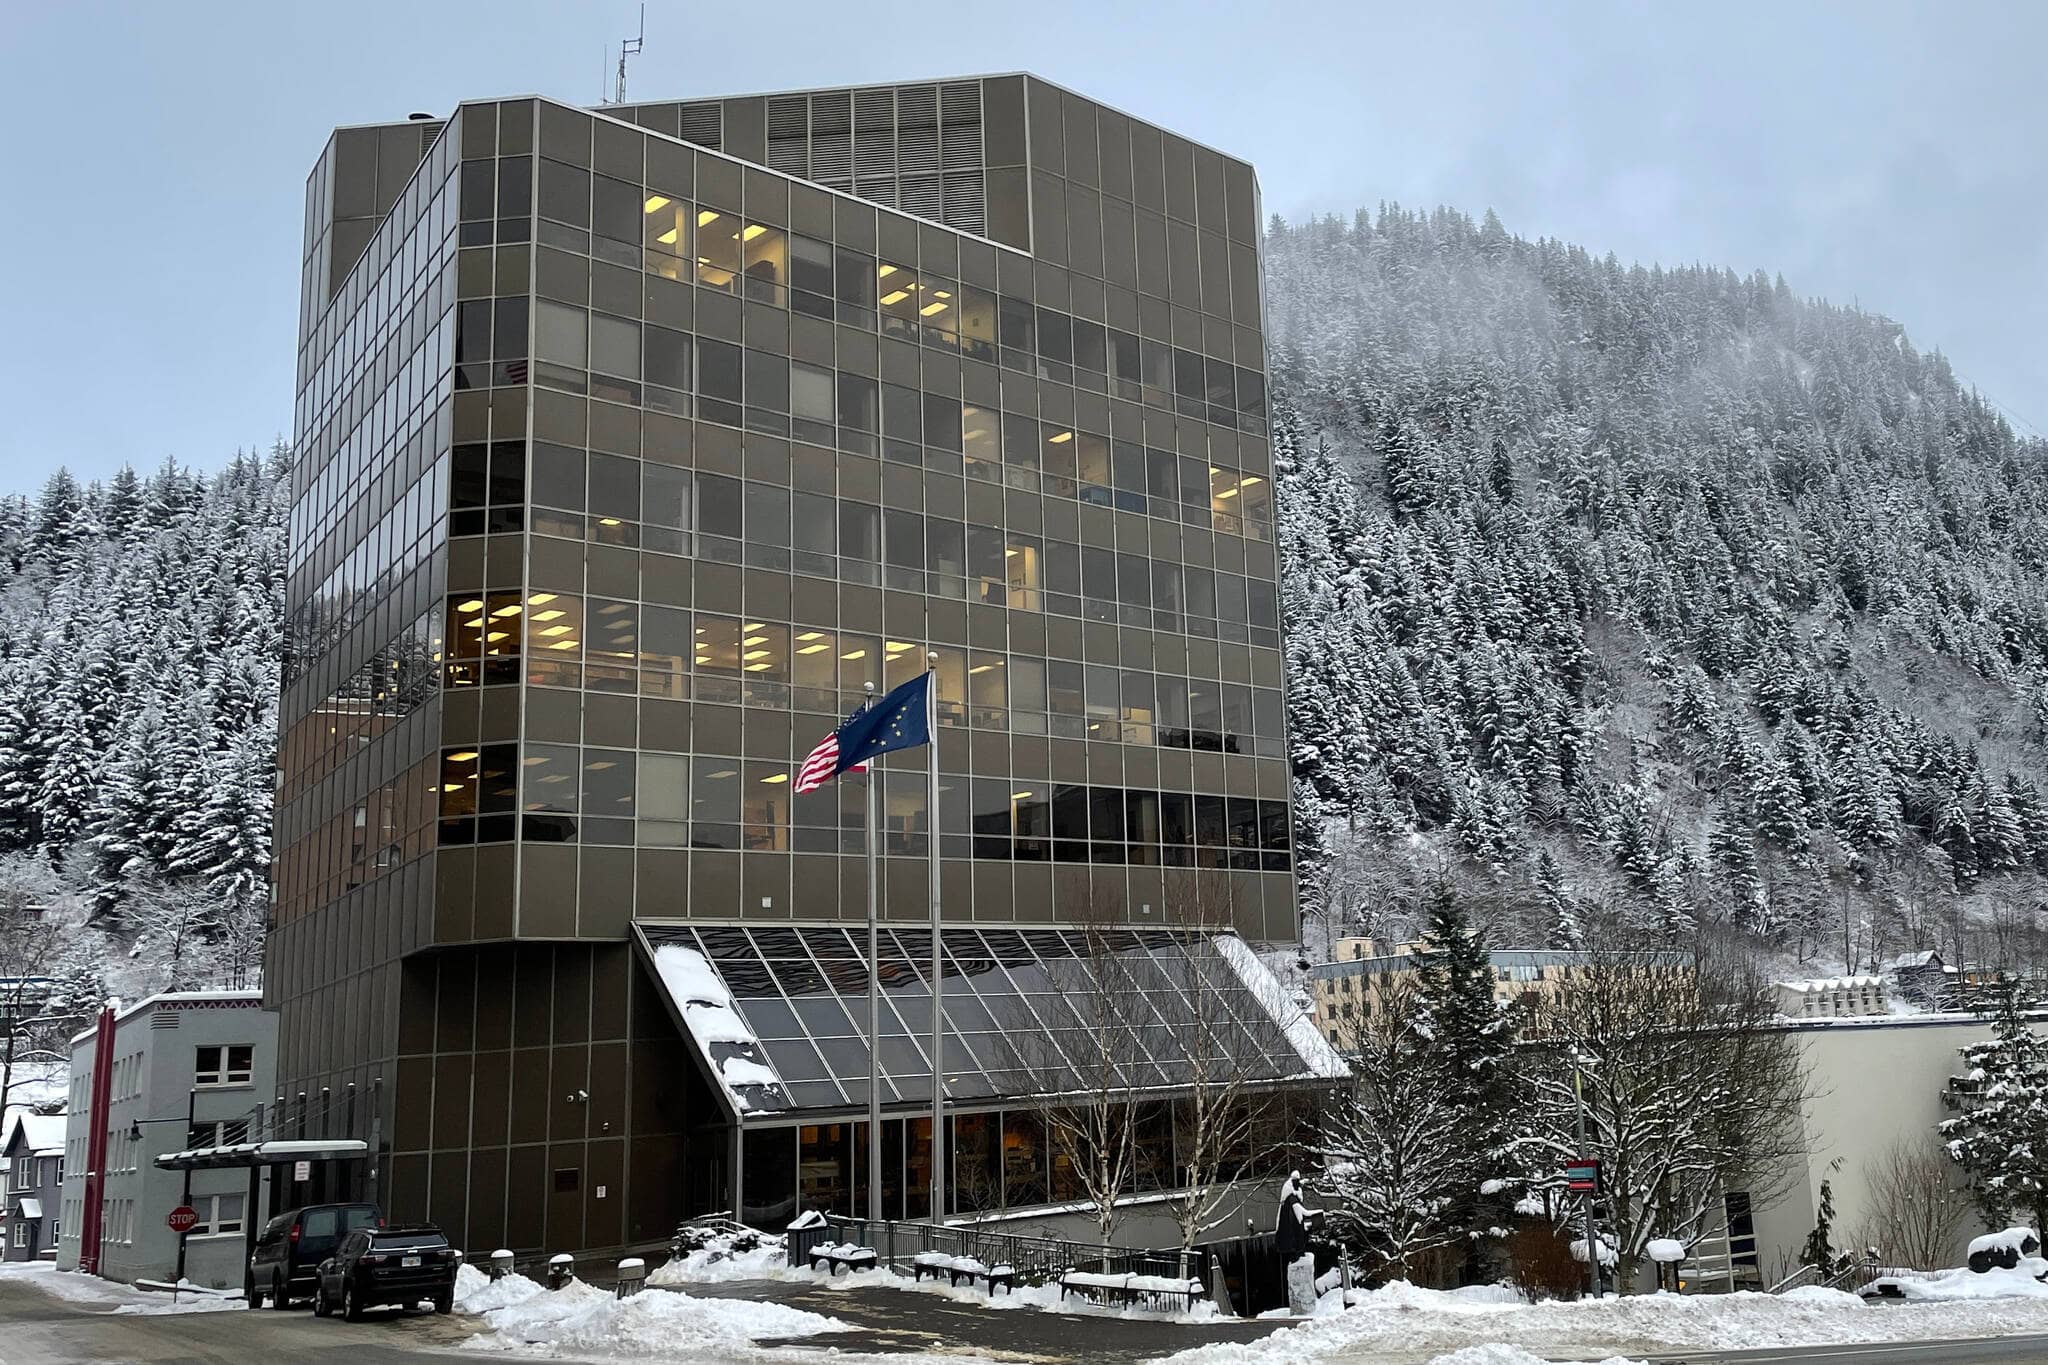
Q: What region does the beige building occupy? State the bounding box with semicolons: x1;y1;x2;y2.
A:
1772;975;1889;1020
1306;940;1691;1052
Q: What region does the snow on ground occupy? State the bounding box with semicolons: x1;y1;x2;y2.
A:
1154;1279;2048;1365
1868;1258;2048;1303
1421;1348;1642;1365
653;1223;1218;1323
0;1260;242;1315
459;1274;846;1359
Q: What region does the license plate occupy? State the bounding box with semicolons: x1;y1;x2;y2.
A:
402;1256;421;1267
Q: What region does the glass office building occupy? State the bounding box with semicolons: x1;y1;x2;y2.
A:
271;75;1317;1254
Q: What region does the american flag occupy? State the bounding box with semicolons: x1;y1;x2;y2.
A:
794;717;867;794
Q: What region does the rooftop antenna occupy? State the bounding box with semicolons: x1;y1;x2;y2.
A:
610;4;645;105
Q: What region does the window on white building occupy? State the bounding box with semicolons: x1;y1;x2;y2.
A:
189;1193;244;1238
194;1045;254;1087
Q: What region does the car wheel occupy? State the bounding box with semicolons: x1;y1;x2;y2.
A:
313;1283;330;1317
434;1292;453;1314
343;1279;363;1322
271;1272;290;1310
248;1279;264;1311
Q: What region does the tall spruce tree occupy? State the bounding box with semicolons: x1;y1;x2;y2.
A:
1939;981;2048;1232
1411;881;1526;1269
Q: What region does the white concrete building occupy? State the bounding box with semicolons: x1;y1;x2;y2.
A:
57;991;277;1289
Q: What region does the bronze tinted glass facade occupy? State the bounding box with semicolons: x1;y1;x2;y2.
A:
271;75;1289;1255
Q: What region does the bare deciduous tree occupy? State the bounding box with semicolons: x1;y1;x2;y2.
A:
1857;1135;1970;1270
1521;935;1811;1290
997;888;1145;1246
1314;976;1473;1281
1156;872;1277;1266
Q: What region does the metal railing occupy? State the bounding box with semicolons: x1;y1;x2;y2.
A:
816;1214;1192;1286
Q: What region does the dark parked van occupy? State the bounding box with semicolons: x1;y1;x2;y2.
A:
247;1203;382;1308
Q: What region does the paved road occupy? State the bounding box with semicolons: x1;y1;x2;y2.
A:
15;1269;2048;1365
0;1276;479;1365
686;1276;1286;1362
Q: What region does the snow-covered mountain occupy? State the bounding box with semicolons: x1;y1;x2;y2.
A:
0;450;285;1011
1271;206;2048;974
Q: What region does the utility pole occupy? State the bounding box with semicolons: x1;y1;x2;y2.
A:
1573;1059;1601;1298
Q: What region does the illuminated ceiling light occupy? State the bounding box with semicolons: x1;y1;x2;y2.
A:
645;195;672;213
697;210;718;226
598;517;622;526
743;623;765;631
538;625;572;637
1004;548;1018;557
743;649;771;660
598;602;630;615
1012;791;1034;801
521;755;549;766
446;751;479;762
656;228;679;245
885;641;911;652
1047;431;1073;444
742;223;767;241
547;640;578;650
491;604;522;616
1240;475;1264;486
932;290;952;300
919;302;949;316
969;664;994;675
744;662;773;672
486;631;509;642
586;760;617;771
840;649;867;660
877;263;897;278
533;609;566;622
761;772;789;784
797;644;830;655
1209;466;1222;475
743;635;768;647
694;627;706;634
1216;487;1239;499
456;599;485;613
707;769;737;779
880;290;910;306
441;782;465;793
796;631;824;641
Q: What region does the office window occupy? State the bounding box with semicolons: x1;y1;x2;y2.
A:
188;1192;244;1238
194;1044;254;1087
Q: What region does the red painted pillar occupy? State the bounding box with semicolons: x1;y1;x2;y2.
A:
78;1006;114;1275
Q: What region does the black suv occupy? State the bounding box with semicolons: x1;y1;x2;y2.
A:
248;1203;382;1308
313;1224;461;1319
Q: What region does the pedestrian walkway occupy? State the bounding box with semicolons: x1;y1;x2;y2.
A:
676;1275;1289;1363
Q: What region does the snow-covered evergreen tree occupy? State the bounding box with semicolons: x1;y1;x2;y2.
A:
1940;981;2048;1232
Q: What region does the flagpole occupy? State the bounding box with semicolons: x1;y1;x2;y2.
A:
926;651;944;1225
863;682;881;1227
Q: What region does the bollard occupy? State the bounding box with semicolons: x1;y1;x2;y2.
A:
615;1257;647;1299
489;1249;515;1282
547;1252;575;1290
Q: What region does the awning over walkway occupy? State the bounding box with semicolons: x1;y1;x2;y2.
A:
634;922;1346;1122
153;1138;368;1171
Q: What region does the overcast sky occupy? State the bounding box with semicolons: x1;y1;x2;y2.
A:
3;0;2043;487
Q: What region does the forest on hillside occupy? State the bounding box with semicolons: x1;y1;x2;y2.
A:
0;451;287;1019
5;206;2047;1000
1271;206;2048;975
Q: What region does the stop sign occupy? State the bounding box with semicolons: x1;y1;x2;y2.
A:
166;1205;198;1235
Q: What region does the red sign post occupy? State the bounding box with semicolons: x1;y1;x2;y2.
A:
166;1205;199;1235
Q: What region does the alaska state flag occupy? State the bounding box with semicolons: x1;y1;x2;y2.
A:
793;672;932;792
